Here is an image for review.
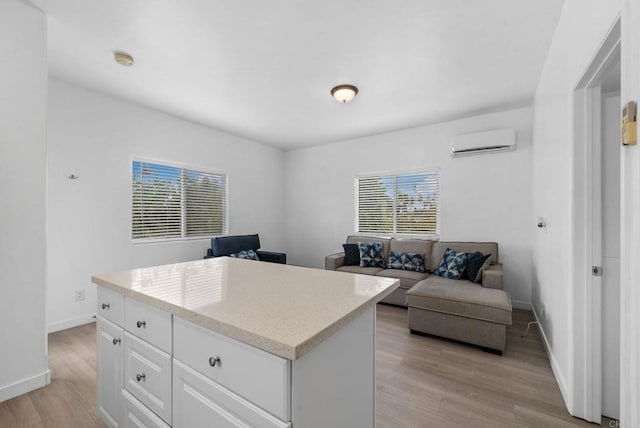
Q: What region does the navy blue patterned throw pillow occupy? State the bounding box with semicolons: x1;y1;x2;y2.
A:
465;252;492;283
357;242;385;268
387;251;425;273
229;249;259;260
343;243;361;266
434;248;469;279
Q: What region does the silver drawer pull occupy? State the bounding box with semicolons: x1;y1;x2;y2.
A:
208;356;221;367
112;338;121;345
136;320;146;328
136;373;146;382
101;303;110;310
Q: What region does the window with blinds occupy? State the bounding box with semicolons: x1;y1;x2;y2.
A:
355;170;440;236
132;161;227;240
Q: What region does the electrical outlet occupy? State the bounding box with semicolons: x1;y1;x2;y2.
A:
74;289;86;302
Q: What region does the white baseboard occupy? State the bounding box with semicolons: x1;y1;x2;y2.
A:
48;313;96;333
511;300;531;310
0;369;50;403
531;305;571;413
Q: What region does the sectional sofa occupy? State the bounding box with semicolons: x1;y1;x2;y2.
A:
325;235;512;353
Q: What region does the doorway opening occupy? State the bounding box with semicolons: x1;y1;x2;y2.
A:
572;18;620;424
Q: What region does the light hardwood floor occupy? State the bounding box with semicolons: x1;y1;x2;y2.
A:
375;305;607;428
0;305;608;427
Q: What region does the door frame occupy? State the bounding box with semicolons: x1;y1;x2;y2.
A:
572;17;620;423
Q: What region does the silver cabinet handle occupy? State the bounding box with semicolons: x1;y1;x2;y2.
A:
136;321;146;328
208;356;221;367
101;303;110;310
112;338;121;345
136;373;145;382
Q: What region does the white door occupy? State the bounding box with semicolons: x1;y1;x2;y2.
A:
601;93;620;420
97;317;124;428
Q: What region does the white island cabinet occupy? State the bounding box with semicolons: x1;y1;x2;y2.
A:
92;257;399;428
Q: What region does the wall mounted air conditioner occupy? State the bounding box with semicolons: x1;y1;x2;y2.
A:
451;128;516;157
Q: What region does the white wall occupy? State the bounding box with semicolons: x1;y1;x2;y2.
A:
620;0;640;425
530;0;622;419
285;107;533;307
46;78;286;332
0;0;49;402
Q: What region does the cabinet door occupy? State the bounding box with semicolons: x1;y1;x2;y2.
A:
97;316;124;428
173;359;290;428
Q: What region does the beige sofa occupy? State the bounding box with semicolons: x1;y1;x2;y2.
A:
325;236;512;354
325;235;431;305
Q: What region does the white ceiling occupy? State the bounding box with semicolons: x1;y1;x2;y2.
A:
45;0;564;150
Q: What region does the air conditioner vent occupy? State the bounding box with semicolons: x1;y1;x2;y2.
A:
451;129;516;157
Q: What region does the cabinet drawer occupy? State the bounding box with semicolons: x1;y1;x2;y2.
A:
174;317;291;421
121;390;170;428
173;359;290;428
124;297;172;353
124;332;172;424
97;287;124;326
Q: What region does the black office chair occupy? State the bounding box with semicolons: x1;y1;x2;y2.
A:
205;234;286;264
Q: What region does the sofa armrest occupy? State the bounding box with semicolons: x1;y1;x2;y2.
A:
482;263;504;289
325;252;345;271
256;250;286;264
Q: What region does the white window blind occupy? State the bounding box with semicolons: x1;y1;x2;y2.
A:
132;161;227;240
355;170;440;236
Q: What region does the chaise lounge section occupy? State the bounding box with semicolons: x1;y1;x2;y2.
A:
406;242;512;354
325;237;512;353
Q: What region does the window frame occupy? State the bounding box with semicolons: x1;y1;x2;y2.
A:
354;167;440;239
131;158;229;244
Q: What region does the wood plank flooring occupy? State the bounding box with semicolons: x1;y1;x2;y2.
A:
0;322;105;428
375;305;606;428
0;305;607;427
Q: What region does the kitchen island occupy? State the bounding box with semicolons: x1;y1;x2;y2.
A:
92;257;399;428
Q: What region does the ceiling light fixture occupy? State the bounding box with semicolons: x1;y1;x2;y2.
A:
331;84;358;104
114;51;134;66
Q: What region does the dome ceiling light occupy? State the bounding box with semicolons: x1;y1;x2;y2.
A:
114;51;134;66
331;84;358;104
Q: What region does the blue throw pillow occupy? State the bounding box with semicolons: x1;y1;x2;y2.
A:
342;243;361;266
229;249;259;260
357;242;385;268
465;252;492;283
387;251;425;273
434;248;469;279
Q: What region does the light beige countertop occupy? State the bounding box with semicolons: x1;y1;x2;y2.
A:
92;258;399;360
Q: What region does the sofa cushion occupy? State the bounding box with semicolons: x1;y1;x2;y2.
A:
387;251;426;273
346;235;391;261
406;277;511;325
465;252;492;283
433;248;469;280
389;238;433;264
342;243;361;266
375;269;429;289
430;242;499;272
336;266;385;275
357;242;385;267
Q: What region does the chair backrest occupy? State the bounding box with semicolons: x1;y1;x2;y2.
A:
211;234;261;256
